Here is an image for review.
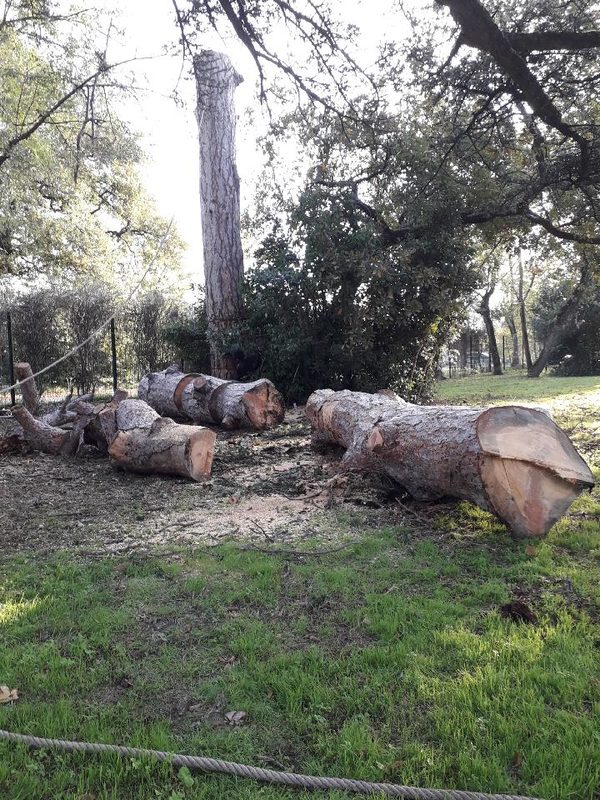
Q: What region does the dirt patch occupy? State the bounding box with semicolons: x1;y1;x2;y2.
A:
0;407;404;557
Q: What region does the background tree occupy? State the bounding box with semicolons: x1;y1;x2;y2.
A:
0;1;182;283
172;0;600;382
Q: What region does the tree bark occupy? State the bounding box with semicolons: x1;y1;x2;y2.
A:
478;289;502;374
11;404;74;455
99;399;215;482
194;50;244;379
306;389;593;538
139;366;285;430
4;381;216;482
518;251;534;371
14;362;39;415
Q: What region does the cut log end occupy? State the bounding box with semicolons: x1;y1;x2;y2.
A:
241;381;285;430
477;406;594;538
140;369;285;430
187;428;216;480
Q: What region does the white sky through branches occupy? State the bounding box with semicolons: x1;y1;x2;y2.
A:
99;0;411;289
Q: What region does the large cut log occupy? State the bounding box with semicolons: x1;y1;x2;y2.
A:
306;389;594;538
139;367;285;430
6;386;216;482
100;398;216;481
11;405;75;455
14;362;39;415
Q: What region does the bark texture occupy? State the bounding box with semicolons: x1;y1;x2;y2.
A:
3;369;216;482
14;362;39;415
139;367;285;430
478;288;502;375
306;389;594;538
194;50;244;379
100;399;215;482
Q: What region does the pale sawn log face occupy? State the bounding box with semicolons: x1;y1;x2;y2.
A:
306;389;594;538
138;368;285;431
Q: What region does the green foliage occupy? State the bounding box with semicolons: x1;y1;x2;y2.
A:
0;3;182;282
162;295;211;374
0;285;184;396
532;281;600;376
235;182;477;402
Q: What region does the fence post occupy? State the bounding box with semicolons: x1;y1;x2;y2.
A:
6;311;15;406
110;317;118;394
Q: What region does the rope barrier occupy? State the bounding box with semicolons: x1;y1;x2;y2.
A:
0;729;541;800
0;218;174;396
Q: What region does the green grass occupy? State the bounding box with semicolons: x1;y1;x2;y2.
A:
1;375;599;799
435;371;600;406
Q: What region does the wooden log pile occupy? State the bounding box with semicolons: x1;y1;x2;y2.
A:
306;388;594;538
139;366;285;430
1;365;216;481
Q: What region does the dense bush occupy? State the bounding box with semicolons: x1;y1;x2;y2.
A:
0;285;184;396
533;282;600;375
229;188;477;403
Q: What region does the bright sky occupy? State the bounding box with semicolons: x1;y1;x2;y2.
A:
102;0;412;289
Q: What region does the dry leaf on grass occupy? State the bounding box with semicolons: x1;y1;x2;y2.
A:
0;686;18;704
224;710;247;725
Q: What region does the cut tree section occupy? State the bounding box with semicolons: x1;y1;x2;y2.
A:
2;364;216;483
306;389;594;538
139;367;285;430
14;362;40;415
100;399;215;482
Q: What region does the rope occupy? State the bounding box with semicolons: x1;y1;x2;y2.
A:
0;729;540;800
0;218;174;396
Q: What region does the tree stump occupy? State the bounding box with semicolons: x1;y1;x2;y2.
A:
306;388;594;538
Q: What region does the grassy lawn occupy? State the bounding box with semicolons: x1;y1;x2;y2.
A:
0;374;599;800
435;371;600;406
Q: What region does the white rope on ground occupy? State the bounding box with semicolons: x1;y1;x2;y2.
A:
0;218;174;396
0;729;541;800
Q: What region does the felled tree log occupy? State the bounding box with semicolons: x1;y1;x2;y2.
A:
100;398;216;481
15;362;39;415
139;367;285;430
11;405;75;455
4;383;216;482
306;389;594;538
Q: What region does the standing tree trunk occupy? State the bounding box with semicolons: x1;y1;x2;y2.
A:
505;314;521;368
518;250;533;371
194;50;244;379
478;289;502;375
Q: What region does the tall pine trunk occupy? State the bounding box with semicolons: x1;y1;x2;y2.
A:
194;51;244;379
